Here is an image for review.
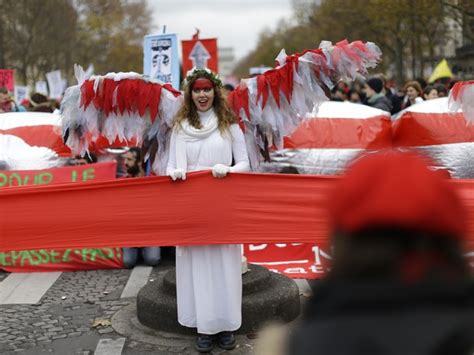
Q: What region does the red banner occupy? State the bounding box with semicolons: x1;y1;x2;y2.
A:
0;161;117;188
0;69;15;92
0;161;120;272
1;172;473;250
243;243;332;279
244;243;474;279
182;38;218;76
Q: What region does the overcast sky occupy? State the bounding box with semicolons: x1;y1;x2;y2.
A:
147;0;294;60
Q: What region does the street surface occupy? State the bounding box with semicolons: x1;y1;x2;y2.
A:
0;257;312;354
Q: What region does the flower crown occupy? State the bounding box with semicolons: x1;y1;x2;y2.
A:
184;68;222;88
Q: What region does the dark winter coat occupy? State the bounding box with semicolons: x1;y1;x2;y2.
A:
288;280;474;355
368;95;393;112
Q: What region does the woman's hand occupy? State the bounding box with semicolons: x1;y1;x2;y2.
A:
212;164;231;178
169;169;186;181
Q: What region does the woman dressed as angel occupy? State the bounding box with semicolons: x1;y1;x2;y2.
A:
166;68;250;353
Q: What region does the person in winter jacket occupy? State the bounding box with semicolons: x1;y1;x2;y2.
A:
363;78;393;112
288;152;474;355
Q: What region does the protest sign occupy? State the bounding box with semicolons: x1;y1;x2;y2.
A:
182;38;218;75
35;81;48;96
0;69;15;91
46;70;64;99
144;33;180;89
14;85;29;103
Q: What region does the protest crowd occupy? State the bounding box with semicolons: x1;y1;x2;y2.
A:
0;3;473;354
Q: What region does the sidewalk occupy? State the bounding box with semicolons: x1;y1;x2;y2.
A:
0;253;311;354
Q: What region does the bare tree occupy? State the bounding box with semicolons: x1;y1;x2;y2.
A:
235;0;451;84
0;0;152;86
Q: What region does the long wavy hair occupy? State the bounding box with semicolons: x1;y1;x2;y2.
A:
173;74;236;133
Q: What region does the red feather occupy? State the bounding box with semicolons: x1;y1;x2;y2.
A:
92;79;105;110
163;84;181;98
124;80;139;113
149;84;162;123
138;81;153;117
115;81;127;114
80;80;95;109
265;70;281;108
102;79;118;116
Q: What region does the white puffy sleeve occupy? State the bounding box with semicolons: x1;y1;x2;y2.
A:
229;124;250;173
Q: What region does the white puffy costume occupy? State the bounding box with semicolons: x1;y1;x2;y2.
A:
166;108;250;334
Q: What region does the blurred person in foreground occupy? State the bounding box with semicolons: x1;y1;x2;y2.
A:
121;147;161;268
285;152;473;355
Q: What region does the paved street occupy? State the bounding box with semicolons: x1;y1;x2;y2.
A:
0;256;311;354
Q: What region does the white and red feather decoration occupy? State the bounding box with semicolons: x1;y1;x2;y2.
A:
227;39;381;169
61;66;183;169
61;40;381;173
449;80;474;124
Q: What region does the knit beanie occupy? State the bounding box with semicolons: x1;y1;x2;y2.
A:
367;78;384;94
329;151;466;239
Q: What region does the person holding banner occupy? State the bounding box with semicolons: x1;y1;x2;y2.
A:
166;68;250;353
122;147;161;268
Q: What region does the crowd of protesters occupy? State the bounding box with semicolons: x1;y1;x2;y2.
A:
0;74;454;116
330;75;452;114
0;87;59;114
1;68;472;354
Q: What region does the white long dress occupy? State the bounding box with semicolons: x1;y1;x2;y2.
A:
166;109;250;334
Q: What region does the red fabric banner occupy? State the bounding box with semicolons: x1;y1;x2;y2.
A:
244;242;474;279
0;69;15;91
181;39;218;76
1;172;473;253
0;161;117;188
243;243;332;279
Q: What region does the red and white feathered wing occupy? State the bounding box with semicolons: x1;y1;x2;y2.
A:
61;40;381;173
227;40;381;169
61;65;183;174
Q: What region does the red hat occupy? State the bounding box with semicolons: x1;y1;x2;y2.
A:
329;151;466;239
